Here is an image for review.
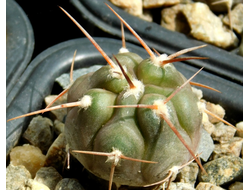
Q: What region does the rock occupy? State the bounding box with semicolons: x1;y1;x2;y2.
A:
139;9;153;22
55;178;85;190
205;102;225;124
196;182;226;190
34;167;62;190
168;182;195;190
55;66;102;90
161;4;190;34
109;0;142;16
54;119;65;135
182;2;238;49
196;127;214;162
201;112;215;135
180;0;193;3
235;121;243;138
10;144;46;178
45;133;67;171
45;94;67;122
232;0;243;5
123;2;143;17
176;162;199;186
223;3;243;34
197;100;216;135
175;183;195;190
228;181;243;190
22;115;54;153
211;137;243;159
143;0;180;8
211;122;236;143
192;87;203;100
205;0;233;13
6;163;31;190
25;179;50;190
198;156;243;186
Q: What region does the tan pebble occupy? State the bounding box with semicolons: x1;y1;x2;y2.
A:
212;122;236;143
229;181;243;190
182;2;238;49
161;4;189;33
211;137;243;159
109;0;142;16
205;102;225;124
223;3;243;34
202;112;215;135
143;0;180;9
10;144;46;178
176;162;199;186
6;163;31;190
235;121;243;138
196;182;226;190
25;179;50;190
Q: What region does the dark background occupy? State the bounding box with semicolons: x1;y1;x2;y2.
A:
14;0;116;60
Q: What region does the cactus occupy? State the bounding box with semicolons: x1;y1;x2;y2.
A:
7;3;239;190
65;53;203;187
59;5;206;188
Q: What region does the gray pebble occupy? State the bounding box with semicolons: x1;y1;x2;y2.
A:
54;120;65;135
198;156;243;186
34;166;62;190
22;115;54;153
6;163;31;190
55;178;85;190
55;66;102;89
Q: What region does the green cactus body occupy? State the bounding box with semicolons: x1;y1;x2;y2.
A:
64;52;202;186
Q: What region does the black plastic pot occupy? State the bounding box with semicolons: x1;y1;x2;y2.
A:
6;38;242;157
6;0;34;96
70;0;243;85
